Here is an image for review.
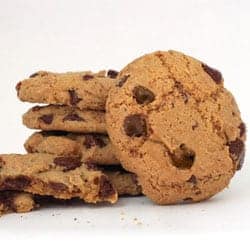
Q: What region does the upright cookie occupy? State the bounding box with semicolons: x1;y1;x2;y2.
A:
0;154;117;204
25;132;119;165
16;70;118;110
0;191;36;215
106;50;246;204
23;105;106;133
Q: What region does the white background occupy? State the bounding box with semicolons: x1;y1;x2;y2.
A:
0;0;249;248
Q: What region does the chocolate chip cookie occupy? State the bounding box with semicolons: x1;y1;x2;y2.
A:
23;105;106;133
17;70;118;110
25;132;119;165
0;154;117;204
106;50;246;204
0;191;36;215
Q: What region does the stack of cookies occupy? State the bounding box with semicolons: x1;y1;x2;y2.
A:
0;50;246;216
0;70;142;215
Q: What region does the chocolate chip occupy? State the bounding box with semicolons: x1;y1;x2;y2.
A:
0;191;16;210
0;176;31;190
187;175;197;185
107;70;119;79
93;177;99;185
16;82;22;94
201;63;223;84
237;149;245;171
171;144;195;169
32;106;42;112
83;134;107;149
132;86;155;104
183;197;193;203
68;90;82;105
54;157;82;172
117;75;130;87
123;114;147;137
39;114;54;124
98;175;115;199
85;162;99;171
83;74;94;80
48;182;68;192
29;72;39;78
239;122;246;137
63;113;84;122
227;138;244;162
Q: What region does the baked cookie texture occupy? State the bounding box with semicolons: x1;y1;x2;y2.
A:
0;191;36;215
17;70;118;111
0;154;117;204
24;132;119;165
23;105;106;133
106;50;246;205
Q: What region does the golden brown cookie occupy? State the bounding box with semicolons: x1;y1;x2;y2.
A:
23;105;106;133
0;154;117;204
17;70;118;111
106;50;246;205
24;132;119;165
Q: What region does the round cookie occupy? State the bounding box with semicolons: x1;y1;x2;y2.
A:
106;50;246;205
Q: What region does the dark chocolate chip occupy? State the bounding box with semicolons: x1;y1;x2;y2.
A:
182;197;193;203
63;113;84;122
187;175;197;185
123;114;147;137
98;175;115;199
85;162;99;171
82;74;94;80
237;149;245;171
183;197;193;202
29;72;39;78
48;182;68;192
117;75;130;87
107;70;119;79
0;176;31;190
54;157;82;172
0;191;16;210
68;90;82;105
93;177;99;185
16;82;22;94
39;114;54;124
239;122;246;137
227;138;244;162
32;106;42;112
171;144;195;169
132;85;155;104
83;134;107;149
201;63;223;84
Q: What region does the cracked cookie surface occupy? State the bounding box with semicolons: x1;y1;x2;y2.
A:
106;50;246;204
23;105;106;133
17;70;118;110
